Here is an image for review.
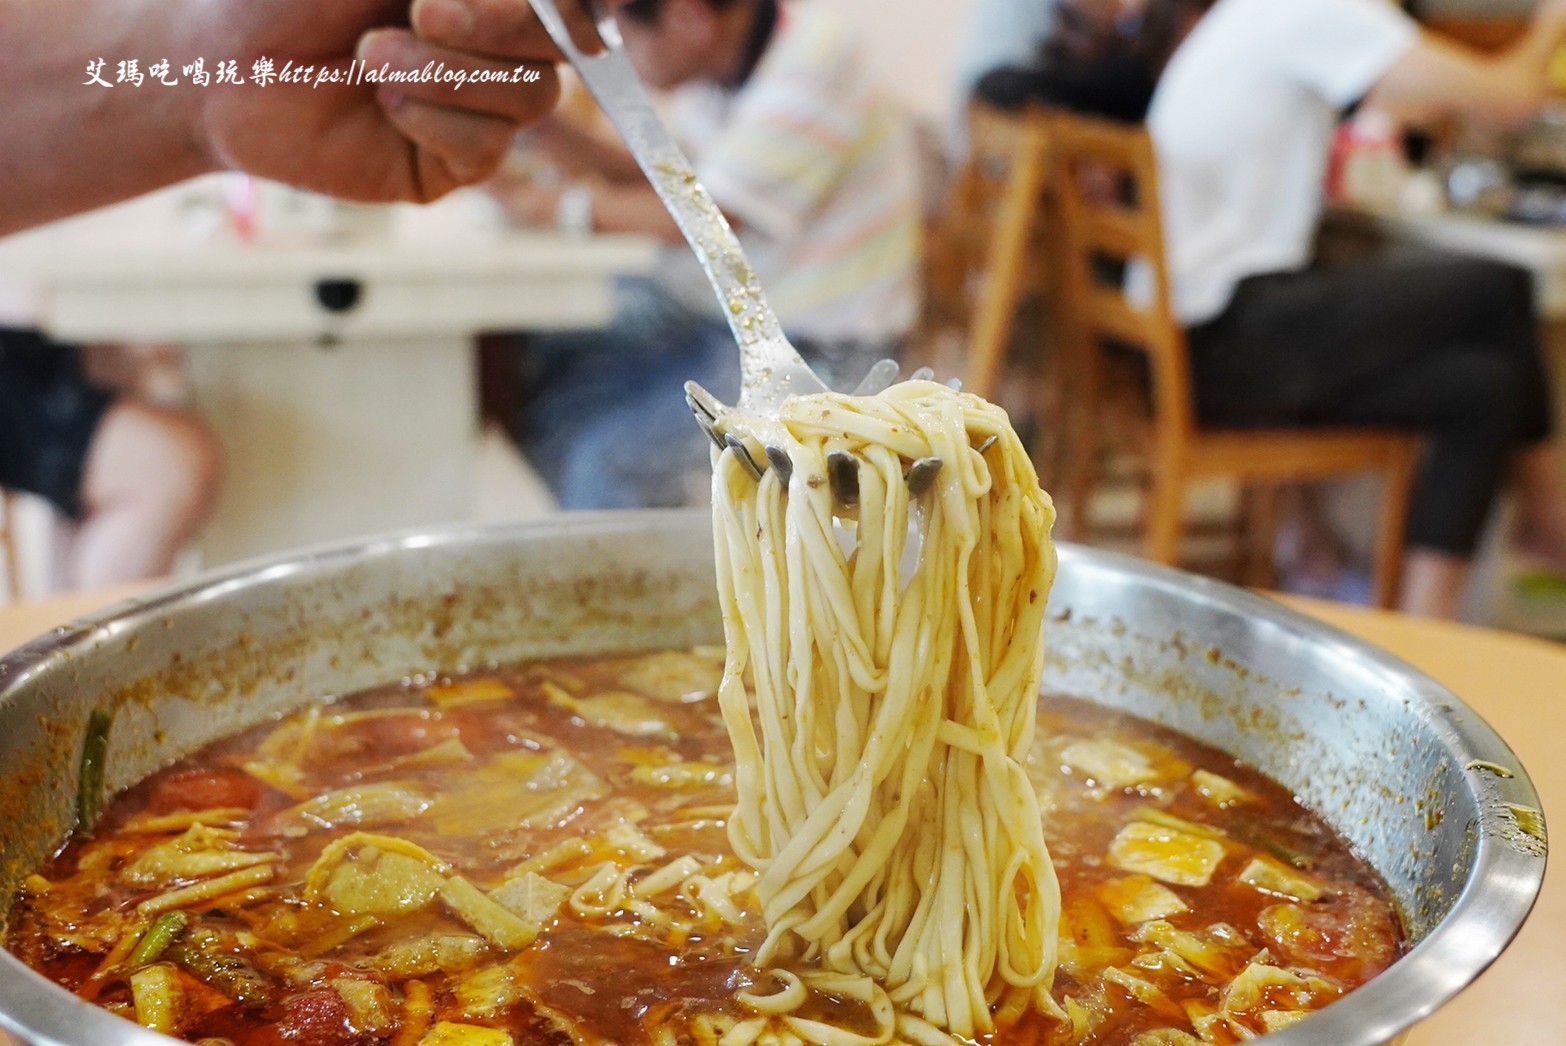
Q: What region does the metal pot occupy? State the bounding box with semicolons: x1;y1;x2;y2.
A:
0;511;1546;1045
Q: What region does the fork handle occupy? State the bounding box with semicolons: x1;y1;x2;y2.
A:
527;0;787;352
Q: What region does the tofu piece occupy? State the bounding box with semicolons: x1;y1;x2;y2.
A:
1190;769;1254;808
1236;856;1323;902
1108;821;1226;887
490;872;569;930
1061;738;1160;790
1098;874;1190;923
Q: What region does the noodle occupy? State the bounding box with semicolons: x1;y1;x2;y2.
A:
708;380;1061;1041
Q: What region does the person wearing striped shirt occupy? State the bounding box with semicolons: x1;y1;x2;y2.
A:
494;0;923;509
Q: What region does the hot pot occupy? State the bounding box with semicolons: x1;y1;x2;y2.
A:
0;511;1546;1045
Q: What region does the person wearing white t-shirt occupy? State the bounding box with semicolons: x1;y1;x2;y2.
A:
1146;0;1566;618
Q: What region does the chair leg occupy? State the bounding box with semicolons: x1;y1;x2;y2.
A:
1370;451;1416;610
1056;397;1099;542
0;490;18;603
1239;483;1282;591
1142;469;1185;565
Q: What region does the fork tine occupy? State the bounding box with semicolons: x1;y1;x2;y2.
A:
905;456;943;495
685;380;725;423
851;357;901;397
828;451;859;507
724;433;766;480
764;446;794;486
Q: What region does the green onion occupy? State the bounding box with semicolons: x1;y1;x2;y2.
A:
75;709;114;831
128;911;188;968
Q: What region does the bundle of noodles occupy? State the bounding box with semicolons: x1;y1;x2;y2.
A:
709;380;1061;1043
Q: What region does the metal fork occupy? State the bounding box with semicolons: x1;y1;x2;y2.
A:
528;0;939;497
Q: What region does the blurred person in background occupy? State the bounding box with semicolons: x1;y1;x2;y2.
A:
1144;0;1566;618
2;0;612;588
962;0;1159;124
490;0;922;509
0;336;219;590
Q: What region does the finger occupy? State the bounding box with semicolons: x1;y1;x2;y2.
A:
411;0;607;61
379;93;532;194
358;29;560;120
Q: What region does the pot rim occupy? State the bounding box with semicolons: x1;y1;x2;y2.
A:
0;511;1547;1046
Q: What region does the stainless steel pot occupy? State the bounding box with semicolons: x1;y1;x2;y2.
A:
0;511;1546;1045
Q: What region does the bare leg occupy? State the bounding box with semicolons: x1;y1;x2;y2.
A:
68;401;221;589
1510;442;1566;562
1399;548;1470;619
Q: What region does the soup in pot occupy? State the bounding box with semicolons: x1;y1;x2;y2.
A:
4;648;1402;1045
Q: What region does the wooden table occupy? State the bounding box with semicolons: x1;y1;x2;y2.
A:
0;182;657;568
0;586;1558;1043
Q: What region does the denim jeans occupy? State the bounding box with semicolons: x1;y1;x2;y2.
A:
518;277;891;510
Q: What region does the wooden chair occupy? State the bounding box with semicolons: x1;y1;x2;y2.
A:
1046;110;1419;607
0;490;21;602
918;102;1056;400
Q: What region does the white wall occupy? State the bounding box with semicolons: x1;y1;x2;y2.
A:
834;0;972;124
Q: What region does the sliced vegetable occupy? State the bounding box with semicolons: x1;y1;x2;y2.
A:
449;961;529;1020
1133;921;1252;982
128;910;188;968
613;648;723;702
332;976;396;1035
420;1020;515;1045
440;876;545;951
76;709;114;831
1129;1031;1202;1046
122;824;278;887
1236;855;1323;902
429;751;606;836
299;914;382;958
505;837;592;878
122;808;250;835
138;864;276;916
1219;959;1340;1030
129;962;184;1034
545;682;679;740
278;781;434;834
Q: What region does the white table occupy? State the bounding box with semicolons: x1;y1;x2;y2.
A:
0;182;658;567
1326;203;1566;318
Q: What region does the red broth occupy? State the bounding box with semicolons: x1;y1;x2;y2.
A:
4;648;1402;1045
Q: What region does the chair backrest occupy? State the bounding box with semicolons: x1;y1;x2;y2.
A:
919;101;1055;398
1048;109;1196;444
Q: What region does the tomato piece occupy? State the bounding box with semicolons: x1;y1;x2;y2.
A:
276;987;360;1046
147;769;263;814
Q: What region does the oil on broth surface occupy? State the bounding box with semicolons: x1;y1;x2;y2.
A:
5;648;1401;1045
